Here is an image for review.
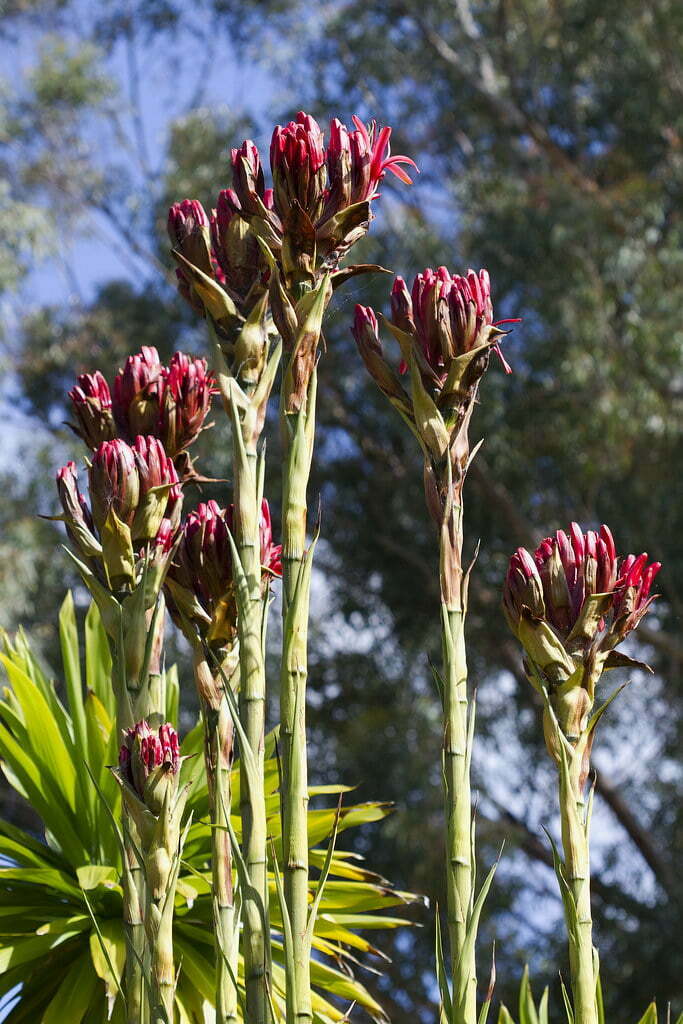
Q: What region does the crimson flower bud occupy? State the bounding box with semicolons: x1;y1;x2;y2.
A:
530;524;618;637
270;112;327;222
166;499;235;646
154;517;176;555
56;461;100;558
391;267;512;391
504;524;661;757
352;304;409;406
324;118;352;215
612;552;661;640
112;347;164;440
231;140;267;216
390;276;415;336
132;435;182;542
210;189;267;301
158;352;214;457
505;523;661;661
89;439;140;533
503;547;546;633
68;372;116;449
119;720;180;811
167;199;213;276
166;498;281;646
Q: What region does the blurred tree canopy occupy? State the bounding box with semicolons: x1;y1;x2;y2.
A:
1;1;682;1020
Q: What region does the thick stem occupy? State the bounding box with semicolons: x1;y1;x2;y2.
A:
234;442;271;1024
194;653;239;1024
111;585;168;1023
122;837;147;1024
559;748;598;1024
280;395;315;1024
443;608;475;1023
116;646;161;1024
440;490;476;1024
148;904;175;1024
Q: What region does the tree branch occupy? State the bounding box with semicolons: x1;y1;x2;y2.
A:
592;768;677;897
405;2;607;202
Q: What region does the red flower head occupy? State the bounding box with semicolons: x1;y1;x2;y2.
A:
57;438;180;591
169;499;234;626
351;303;379;346
113;347;164;440
612;552;662;640
132;435;182;540
167;199;209;245
167;199;212;272
504;524;661;757
168;199;216;314
68;371;116;450
210;188;270;300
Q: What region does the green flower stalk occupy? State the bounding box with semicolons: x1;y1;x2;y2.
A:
207;186;281;1024
353;267;513;1023
258;111;415;1024
165;495;282;1024
503;525;661;1024
118;722;190;1023
165;499;241;1024
56;438;182;1024
168;189;282;1023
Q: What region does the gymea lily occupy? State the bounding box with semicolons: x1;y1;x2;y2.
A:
503;524;660;1024
353;266;515;1024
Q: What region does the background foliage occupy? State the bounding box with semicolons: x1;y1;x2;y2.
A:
0;1;681;1020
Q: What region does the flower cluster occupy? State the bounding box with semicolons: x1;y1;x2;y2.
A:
392;267;512;381
165;498;281;650
353;268;515;530
503;522;660;745
169;111;415;322
268;112;416;227
117;720;186;901
504;523;660;649
56;436;181;590
68;347;214;466
119;720;180;804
